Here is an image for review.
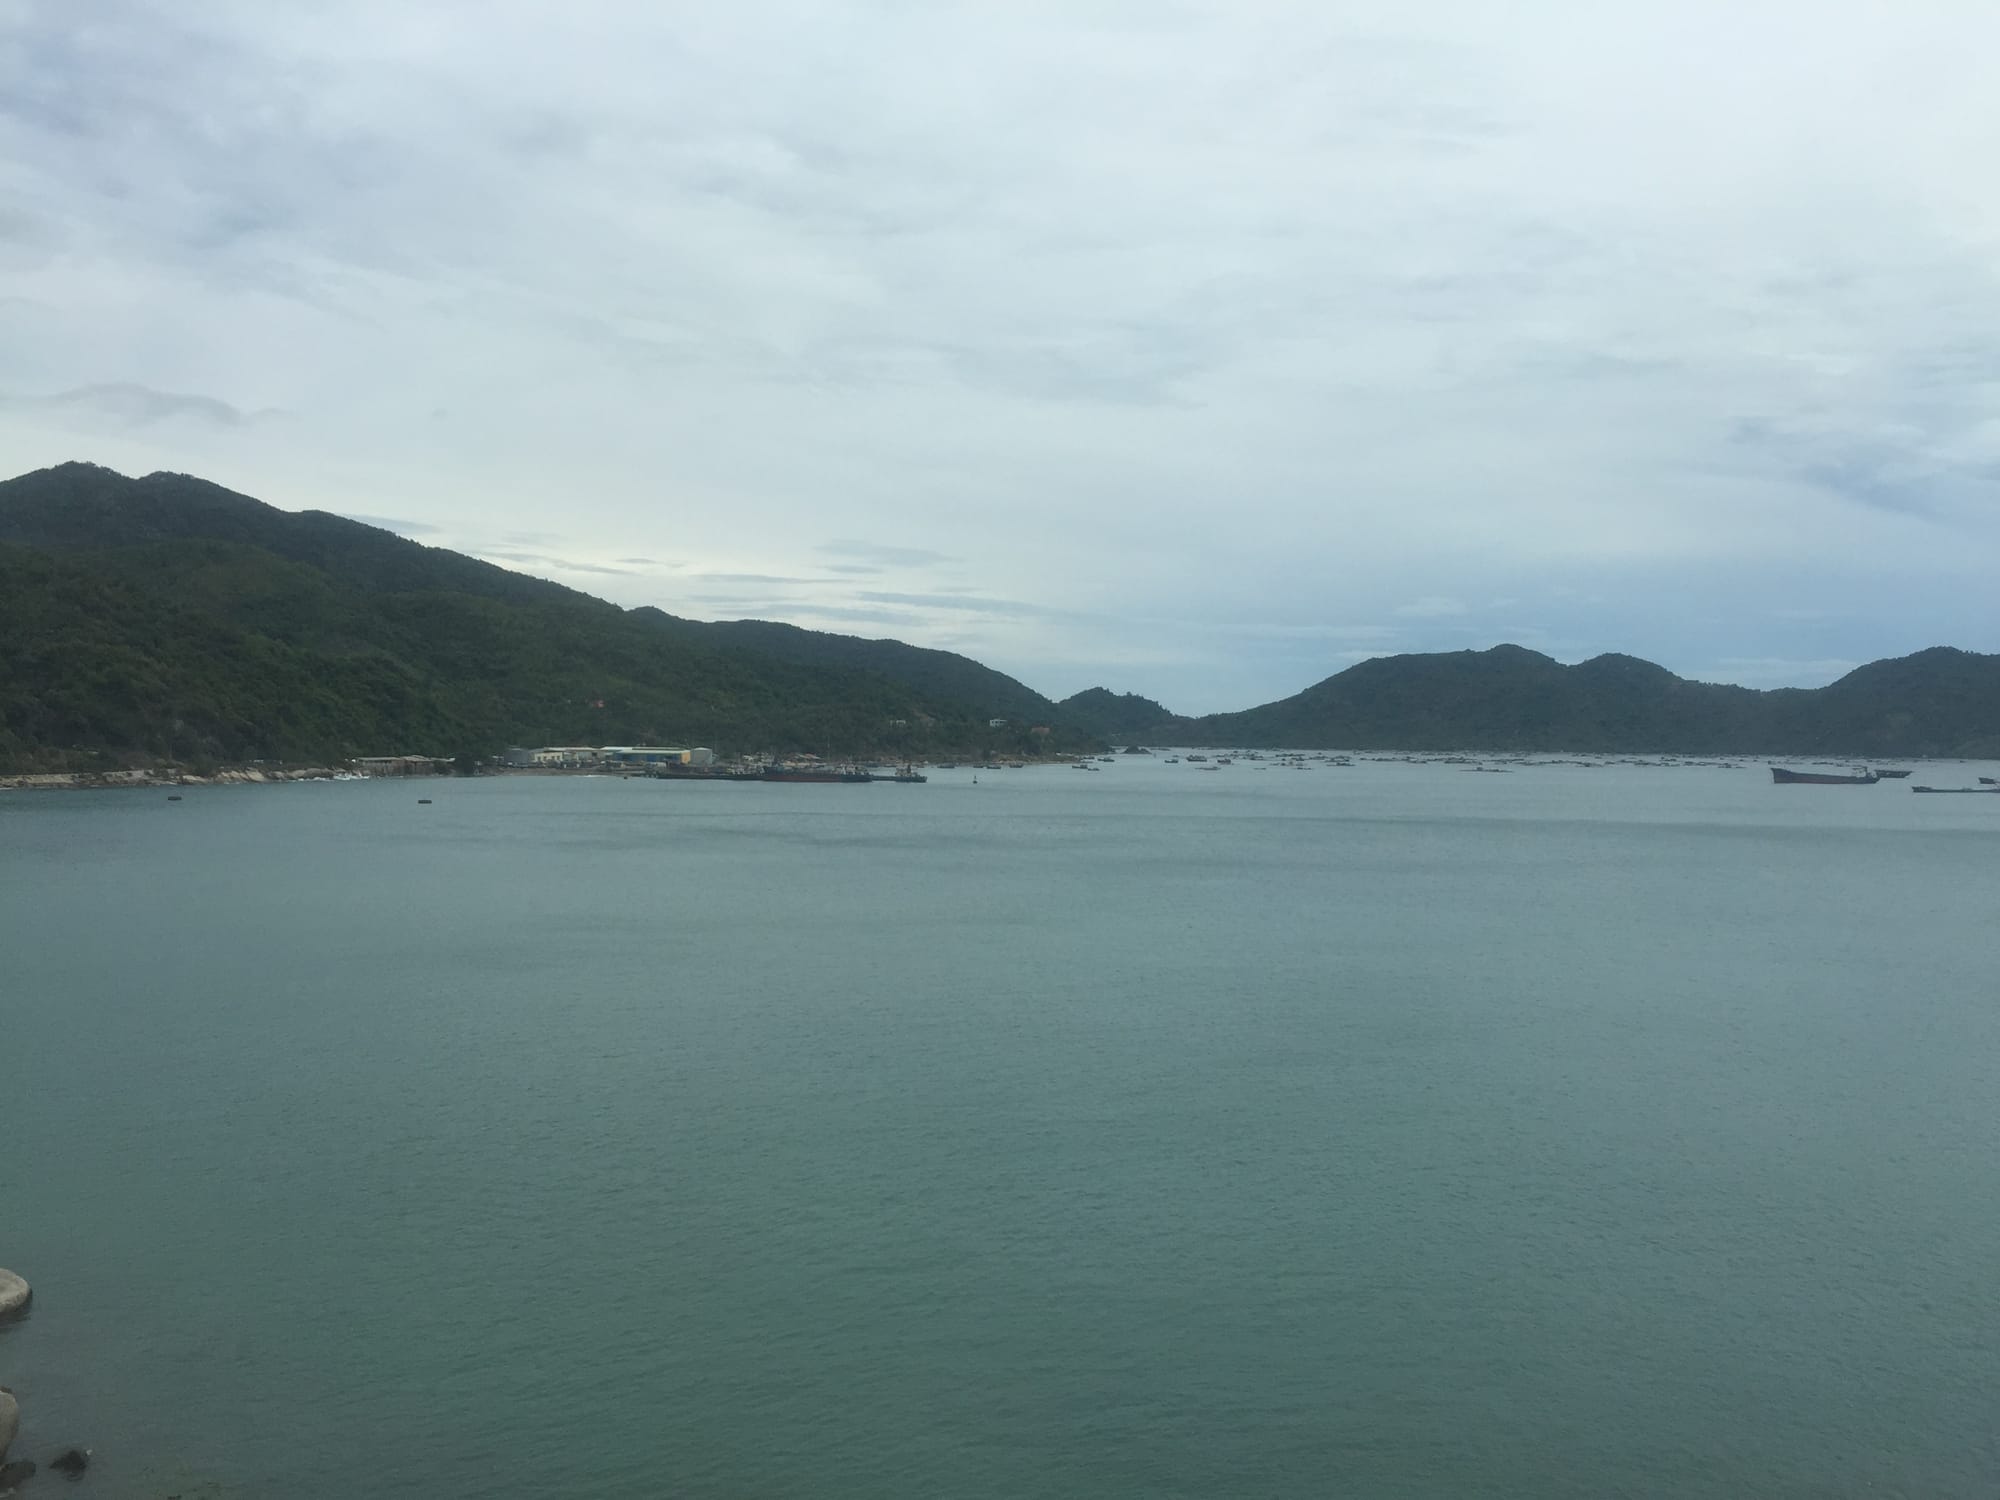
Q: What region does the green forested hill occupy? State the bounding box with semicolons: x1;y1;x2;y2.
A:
1183;644;2000;756
1055;687;1189;742
5;463;1995;769
0;463;1085;769
647;615;1061;727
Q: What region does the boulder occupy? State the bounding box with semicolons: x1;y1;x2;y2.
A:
0;1458;35;1490
0;1270;27;1319
0;1390;16;1463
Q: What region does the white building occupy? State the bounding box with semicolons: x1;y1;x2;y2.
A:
599;746;715;768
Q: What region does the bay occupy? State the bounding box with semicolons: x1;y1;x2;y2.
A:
3;759;1998;1498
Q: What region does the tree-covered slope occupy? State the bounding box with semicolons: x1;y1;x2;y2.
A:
1180;644;2000;755
1055;687;1188;742
645;614;1058;724
0;463;1090;769
7;462;1994;767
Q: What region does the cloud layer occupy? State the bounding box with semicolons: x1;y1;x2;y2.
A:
4;0;1997;709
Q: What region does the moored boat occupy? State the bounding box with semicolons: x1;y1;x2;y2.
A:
1911;785;2000;794
1769;766;1879;785
1871;768;1912;779
761;766;872;783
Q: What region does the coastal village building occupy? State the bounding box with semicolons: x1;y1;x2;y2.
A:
498;746;715;769
353;754;450;776
600;746;714;768
500;746;599;767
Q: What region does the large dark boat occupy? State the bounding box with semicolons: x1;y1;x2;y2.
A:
1770;766;1878;785
761;766;872;783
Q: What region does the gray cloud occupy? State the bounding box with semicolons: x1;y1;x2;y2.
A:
691;572;833;585
339;512;440;535
479;549;633;577
855;591;1073;620
819;541;955;569
784;604;926;627
0;383;275;427
1;2;1996;712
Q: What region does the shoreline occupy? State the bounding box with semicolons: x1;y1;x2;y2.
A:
1;1268;30;1482
0;766;386;792
0;756;1084;793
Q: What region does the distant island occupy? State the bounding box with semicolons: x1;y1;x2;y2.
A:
4;461;1997;772
1063;644;2000;759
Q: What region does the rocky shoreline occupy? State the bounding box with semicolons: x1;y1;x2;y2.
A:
0;1269;95;1495
0;765;358;792
1;1268;35;1491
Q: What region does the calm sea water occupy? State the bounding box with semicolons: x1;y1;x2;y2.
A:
4;759;1999;1498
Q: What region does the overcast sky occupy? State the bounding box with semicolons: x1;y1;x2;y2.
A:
4;1;1997;711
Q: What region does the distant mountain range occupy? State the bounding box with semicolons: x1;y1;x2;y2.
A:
1065;644;2000;757
3;461;1996;769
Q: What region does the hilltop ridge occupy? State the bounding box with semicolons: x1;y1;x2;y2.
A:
0;462;1082;770
4;462;1997;768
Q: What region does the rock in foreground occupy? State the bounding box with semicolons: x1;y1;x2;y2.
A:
0;1271;27;1320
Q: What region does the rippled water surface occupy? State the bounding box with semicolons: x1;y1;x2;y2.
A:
4;760;1999;1497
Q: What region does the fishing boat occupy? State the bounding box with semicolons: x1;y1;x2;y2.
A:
1769;766;1878;785
1871;768;1912;779
762;765;872;783
867;765;928;783
1911;785;2000;794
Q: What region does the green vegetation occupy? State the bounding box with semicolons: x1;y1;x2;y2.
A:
0;463;1092;771
5;462;1995;769
1183;644;2000;756
1056;687;1189;742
